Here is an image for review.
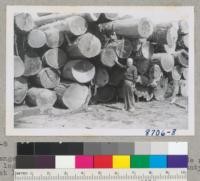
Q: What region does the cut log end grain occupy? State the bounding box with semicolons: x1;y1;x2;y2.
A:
62;60;95;83
115;39;133;59
160;54;174;72
138;18;154;38
100;48;117;67
56;83;89;110
149;64;162;82
180;80;188;97
14;77;28;104
34;68;60;89
136;40;154;59
151;53;174;72
94;86;116;102
45;28;65;48
164;44;176;54
153;77;168;101
26;88;57;107
15;13;35;32
179;20;189;35
68;33;101;58
174;50;188;68
28;29;46;48
182;34;189;49
135;58;150;75
42;48;67;69
181;68;188;80
166;27;178;47
172;65;182;81
14;56;25;78
23;53;42;76
72;61;95;83
93;67;109;87
67;16;88;36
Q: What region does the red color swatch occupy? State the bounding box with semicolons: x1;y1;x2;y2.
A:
94;155;113;168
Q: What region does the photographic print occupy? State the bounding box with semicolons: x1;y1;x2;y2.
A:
6;6;194;136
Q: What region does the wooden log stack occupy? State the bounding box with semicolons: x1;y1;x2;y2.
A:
14;12;189;110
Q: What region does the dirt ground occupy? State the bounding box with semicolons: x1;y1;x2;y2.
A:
14;97;188;129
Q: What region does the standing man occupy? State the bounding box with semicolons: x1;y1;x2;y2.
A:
123;58;138;112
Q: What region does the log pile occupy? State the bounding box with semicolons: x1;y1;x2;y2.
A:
14;12;189;110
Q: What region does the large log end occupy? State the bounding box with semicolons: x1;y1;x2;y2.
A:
100;48;117;67
26;87;57;107
138;18;154;38
14;56;25;78
42;48;67;69
15;13;35;32
28;29;47;48
14;77;28;105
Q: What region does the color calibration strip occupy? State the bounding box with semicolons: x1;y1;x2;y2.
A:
16;155;188;169
17;142;188;155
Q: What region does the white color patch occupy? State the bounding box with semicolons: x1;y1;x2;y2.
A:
168;142;188;155
55;156;75;168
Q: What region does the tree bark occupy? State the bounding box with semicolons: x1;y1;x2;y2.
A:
99;17;154;38
149;24;178;48
39;15;88;37
34;13;74;27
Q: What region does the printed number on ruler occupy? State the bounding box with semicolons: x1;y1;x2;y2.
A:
14;169;187;181
145;129;177;136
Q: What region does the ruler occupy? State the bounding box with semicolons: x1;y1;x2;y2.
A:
14;169;187;181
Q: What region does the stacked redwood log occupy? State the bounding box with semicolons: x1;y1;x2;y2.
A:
14;12;189;110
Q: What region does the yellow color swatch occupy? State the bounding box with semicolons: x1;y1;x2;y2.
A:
112;155;130;168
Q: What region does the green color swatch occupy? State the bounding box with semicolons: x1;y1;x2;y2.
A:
130;155;150;168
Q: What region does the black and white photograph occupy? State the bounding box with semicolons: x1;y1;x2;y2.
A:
6;6;194;136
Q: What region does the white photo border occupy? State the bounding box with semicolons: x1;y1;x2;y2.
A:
6;6;195;136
